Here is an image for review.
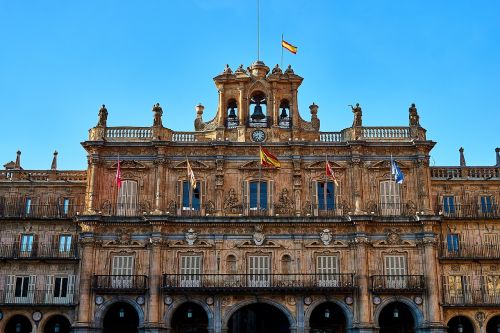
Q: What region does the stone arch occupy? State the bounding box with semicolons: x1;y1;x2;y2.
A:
446;314;479;333
164;297;214;331
93;296;145;329
374;296;424;328
39;313;73;332
2;313;34;333
222;298;296;331
41;314;72;333
303;297;354;329
486;314;500;333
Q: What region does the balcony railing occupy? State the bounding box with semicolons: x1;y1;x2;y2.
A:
93;275;148;293
442;275;500;306
0;243;78;259
0;290;75;305
431;167;499;180
309;204;345;217
162;273;356;293
440;243;500;259
370;275;426;292
437;204;499;219
367;202;417;217
0;203;84;219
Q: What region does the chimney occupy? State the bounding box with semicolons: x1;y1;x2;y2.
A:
51;151;58;170
14;151;21;169
459;147;466;167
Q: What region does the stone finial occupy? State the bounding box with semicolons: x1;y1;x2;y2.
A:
350;103;362;127
51;150;58;170
309;103;318;116
15;150;21;169
272;64;282;75
495;148;500;166
97;104;108;127
285;64;294;74
459;147;466;167
409;103;420;126
309;103;320;130
223;64;232;74
195;103;205;116
152;103;163;127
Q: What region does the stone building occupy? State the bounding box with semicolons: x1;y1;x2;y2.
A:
0;60;499;333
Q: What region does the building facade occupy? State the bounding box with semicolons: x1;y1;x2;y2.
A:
0;61;499;333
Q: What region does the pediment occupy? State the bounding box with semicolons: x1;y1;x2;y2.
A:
305;240;348;248
369;159;409;169
307;160;343;170
168;240;213;248
110;160;147;169
236;240;281;248
173;160;210;169
240;161;260;170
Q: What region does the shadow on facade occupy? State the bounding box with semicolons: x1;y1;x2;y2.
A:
228;302;290;333
171;302;209;333
103;301;139;333
5;315;32;333
378;302;415;333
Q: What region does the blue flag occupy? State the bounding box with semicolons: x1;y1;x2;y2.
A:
391;157;404;184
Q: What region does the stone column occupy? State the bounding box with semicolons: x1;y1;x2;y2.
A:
153;159;164;214
145;238;166;333
74;235;96;332
353;233;372;332
85;158;97;214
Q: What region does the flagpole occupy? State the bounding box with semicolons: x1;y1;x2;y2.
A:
281;33;284;69
257;0;260;61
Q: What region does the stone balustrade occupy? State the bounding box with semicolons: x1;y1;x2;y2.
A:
105;127;153;140
361;127;410;140
431;167;500;179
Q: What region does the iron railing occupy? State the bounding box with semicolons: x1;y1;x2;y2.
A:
162;273;356;293
437;204;499;219
0;242;78;259
440;243;500;259
442;275;500;306
93;275;148;293
308;204;345;217
0;203;84;219
0;290;75;305
370;275;426;292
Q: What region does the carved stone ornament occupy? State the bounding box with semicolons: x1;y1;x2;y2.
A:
274;188;293;215
386;230;402;245
475;312;485;327
223;188;242;214
185;228;198;246
320;229;333;246
253;225;265;246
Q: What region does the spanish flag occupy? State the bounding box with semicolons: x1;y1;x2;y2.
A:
260;146;281;168
186;159;197;189
326;161;339;187
282;40;298;54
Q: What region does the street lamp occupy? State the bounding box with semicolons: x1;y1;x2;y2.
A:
119;308;125;318
324;308;330;319
497;322;500;333
54;323;60;333
393;306;399;319
457;323;463;333
15;323;21;333
187;308;193;319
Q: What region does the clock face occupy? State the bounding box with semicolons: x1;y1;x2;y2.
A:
252;130;266;142
32;311;42;321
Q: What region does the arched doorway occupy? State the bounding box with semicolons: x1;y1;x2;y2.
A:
309;302;346;333
43;315;71;333
103;302;139;333
5;315;32;333
171;302;209;333
378;302;415;333
447;316;474;333
486;315;500;333
228;303;290;333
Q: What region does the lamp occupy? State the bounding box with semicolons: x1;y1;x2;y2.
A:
324;308;330;319
187;308;193;319
119;307;125;318
393;306;399;319
457;323;463;333
496;322;500;333
15;323;21;333
54;323;60;333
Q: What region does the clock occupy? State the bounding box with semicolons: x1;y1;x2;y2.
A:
95;296;104;305
32;311;42;321
251;130;266;142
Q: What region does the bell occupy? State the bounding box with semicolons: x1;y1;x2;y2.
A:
228;107;236;118
251;103;265;120
280;107;288;118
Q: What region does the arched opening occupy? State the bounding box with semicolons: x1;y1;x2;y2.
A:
5;315;32;333
447;316;474;333
227;254;237;274
486;315;500;333
228;302;290;333
226;99;239;127
281;254;292;274
278;99;291;128
378;301;415;333
171;302;209;333
249;91;267;127
309;302;346;333
43;315;71;333
103;301;139;333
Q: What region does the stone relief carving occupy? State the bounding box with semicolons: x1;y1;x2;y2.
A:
205;200;216;214
320;229;333;246
185;228;198;246
166;200;176;214
274;188;293;215
253;225;265;246
223;188;243;214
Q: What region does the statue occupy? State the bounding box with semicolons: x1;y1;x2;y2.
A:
409;103;420;126
152;103;163;127
97;104;108;127
350;103;362;127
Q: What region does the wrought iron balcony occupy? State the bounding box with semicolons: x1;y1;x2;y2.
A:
437;204;500;219
0;203;84;219
307;204;345;217
0;242;78;260
93;275;148;293
370;275;426;293
443;290;500;306
162;273;356;293
442;275;500;306
370;203;418;217
440;243;500;260
0;290;75;306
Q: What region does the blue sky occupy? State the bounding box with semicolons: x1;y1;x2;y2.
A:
0;0;498;170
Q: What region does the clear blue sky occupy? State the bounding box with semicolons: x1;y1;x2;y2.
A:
1;0;499;170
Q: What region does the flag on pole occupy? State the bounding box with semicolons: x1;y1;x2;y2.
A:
326;160;339;187
186;159;197;189
115;156;122;189
391;156;404;184
282;40;298;54
260;146;281;168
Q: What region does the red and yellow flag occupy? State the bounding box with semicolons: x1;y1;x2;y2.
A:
326;161;339;187
260;147;281;168
282;40;298;54
186;159;197;189
115;157;122;189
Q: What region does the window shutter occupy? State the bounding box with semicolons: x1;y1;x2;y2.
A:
269;180;274;215
201;180;207;214
242;180;248;214
6;275;15;292
45;275;54;303
312;180;318;216
177;180;182;214
28;275;37;301
129;180;138;214
67;275;76;298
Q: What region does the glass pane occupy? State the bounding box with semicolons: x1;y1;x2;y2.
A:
182;181;190;208
326;182;335;210
317;182;325;210
260;182;267;209
192;182;200;210
63;198;70;214
54;278;61;297
249;182;258;209
444;196;455;213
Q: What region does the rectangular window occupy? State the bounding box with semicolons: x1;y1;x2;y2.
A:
447;234;460;252
11;275;36;303
59;235;72;252
384;255;407;288
15;276;30;297
111;255;134;288
317;182;335;210
182;181;201;210
180;255;202;287
248;255;270;287
25;198;32;215
485;275;500;298
481;196;494;214
446;275;471;304
380;181;400;215
63;198;70;215
117;180;138;216
443;196;455;215
316;255;339;287
54;277;68;297
20;234;34;254
249;181;267;210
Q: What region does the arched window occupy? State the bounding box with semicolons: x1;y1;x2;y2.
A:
226;99;239;128
249;91;268;127
117;180;138;216
278;99;291;128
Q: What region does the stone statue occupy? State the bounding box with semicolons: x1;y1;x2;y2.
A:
350;103;362;127
152;103;163;127
409;103;420;126
97;104;108;127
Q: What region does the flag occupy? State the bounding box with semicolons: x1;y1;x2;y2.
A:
186;159;197;189
115;157;122;189
260;146;281;168
282;40;298;54
391;156;404;184
326;161;339;187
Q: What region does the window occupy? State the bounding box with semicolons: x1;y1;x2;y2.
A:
281;255;292;275
481;196;494;214
445;275;471;303
485;275;500;299
443;196;456;215
59;235;72;253
117;180;138;216
182;180;201;211
15;276;30;298
316;255;339;287
20;234;34;254
249;181;267;210
384;255;407;288
111;255;134;288
62;198;70;215
6;275;36;303
447;234;460;253
180;255;202;287
380;181;400;215
248;255;270;287
25;198;32;215
45;275;75;304
317;181;335;210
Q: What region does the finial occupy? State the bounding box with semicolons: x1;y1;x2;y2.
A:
15;150;21;169
223;64;232;74
495;147;500;166
195;103;205;116
309;103;319;115
51;150;58;170
97;104;108;127
285;65;294;74
152;103;163;127
459;147;466;167
409;103;420;126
